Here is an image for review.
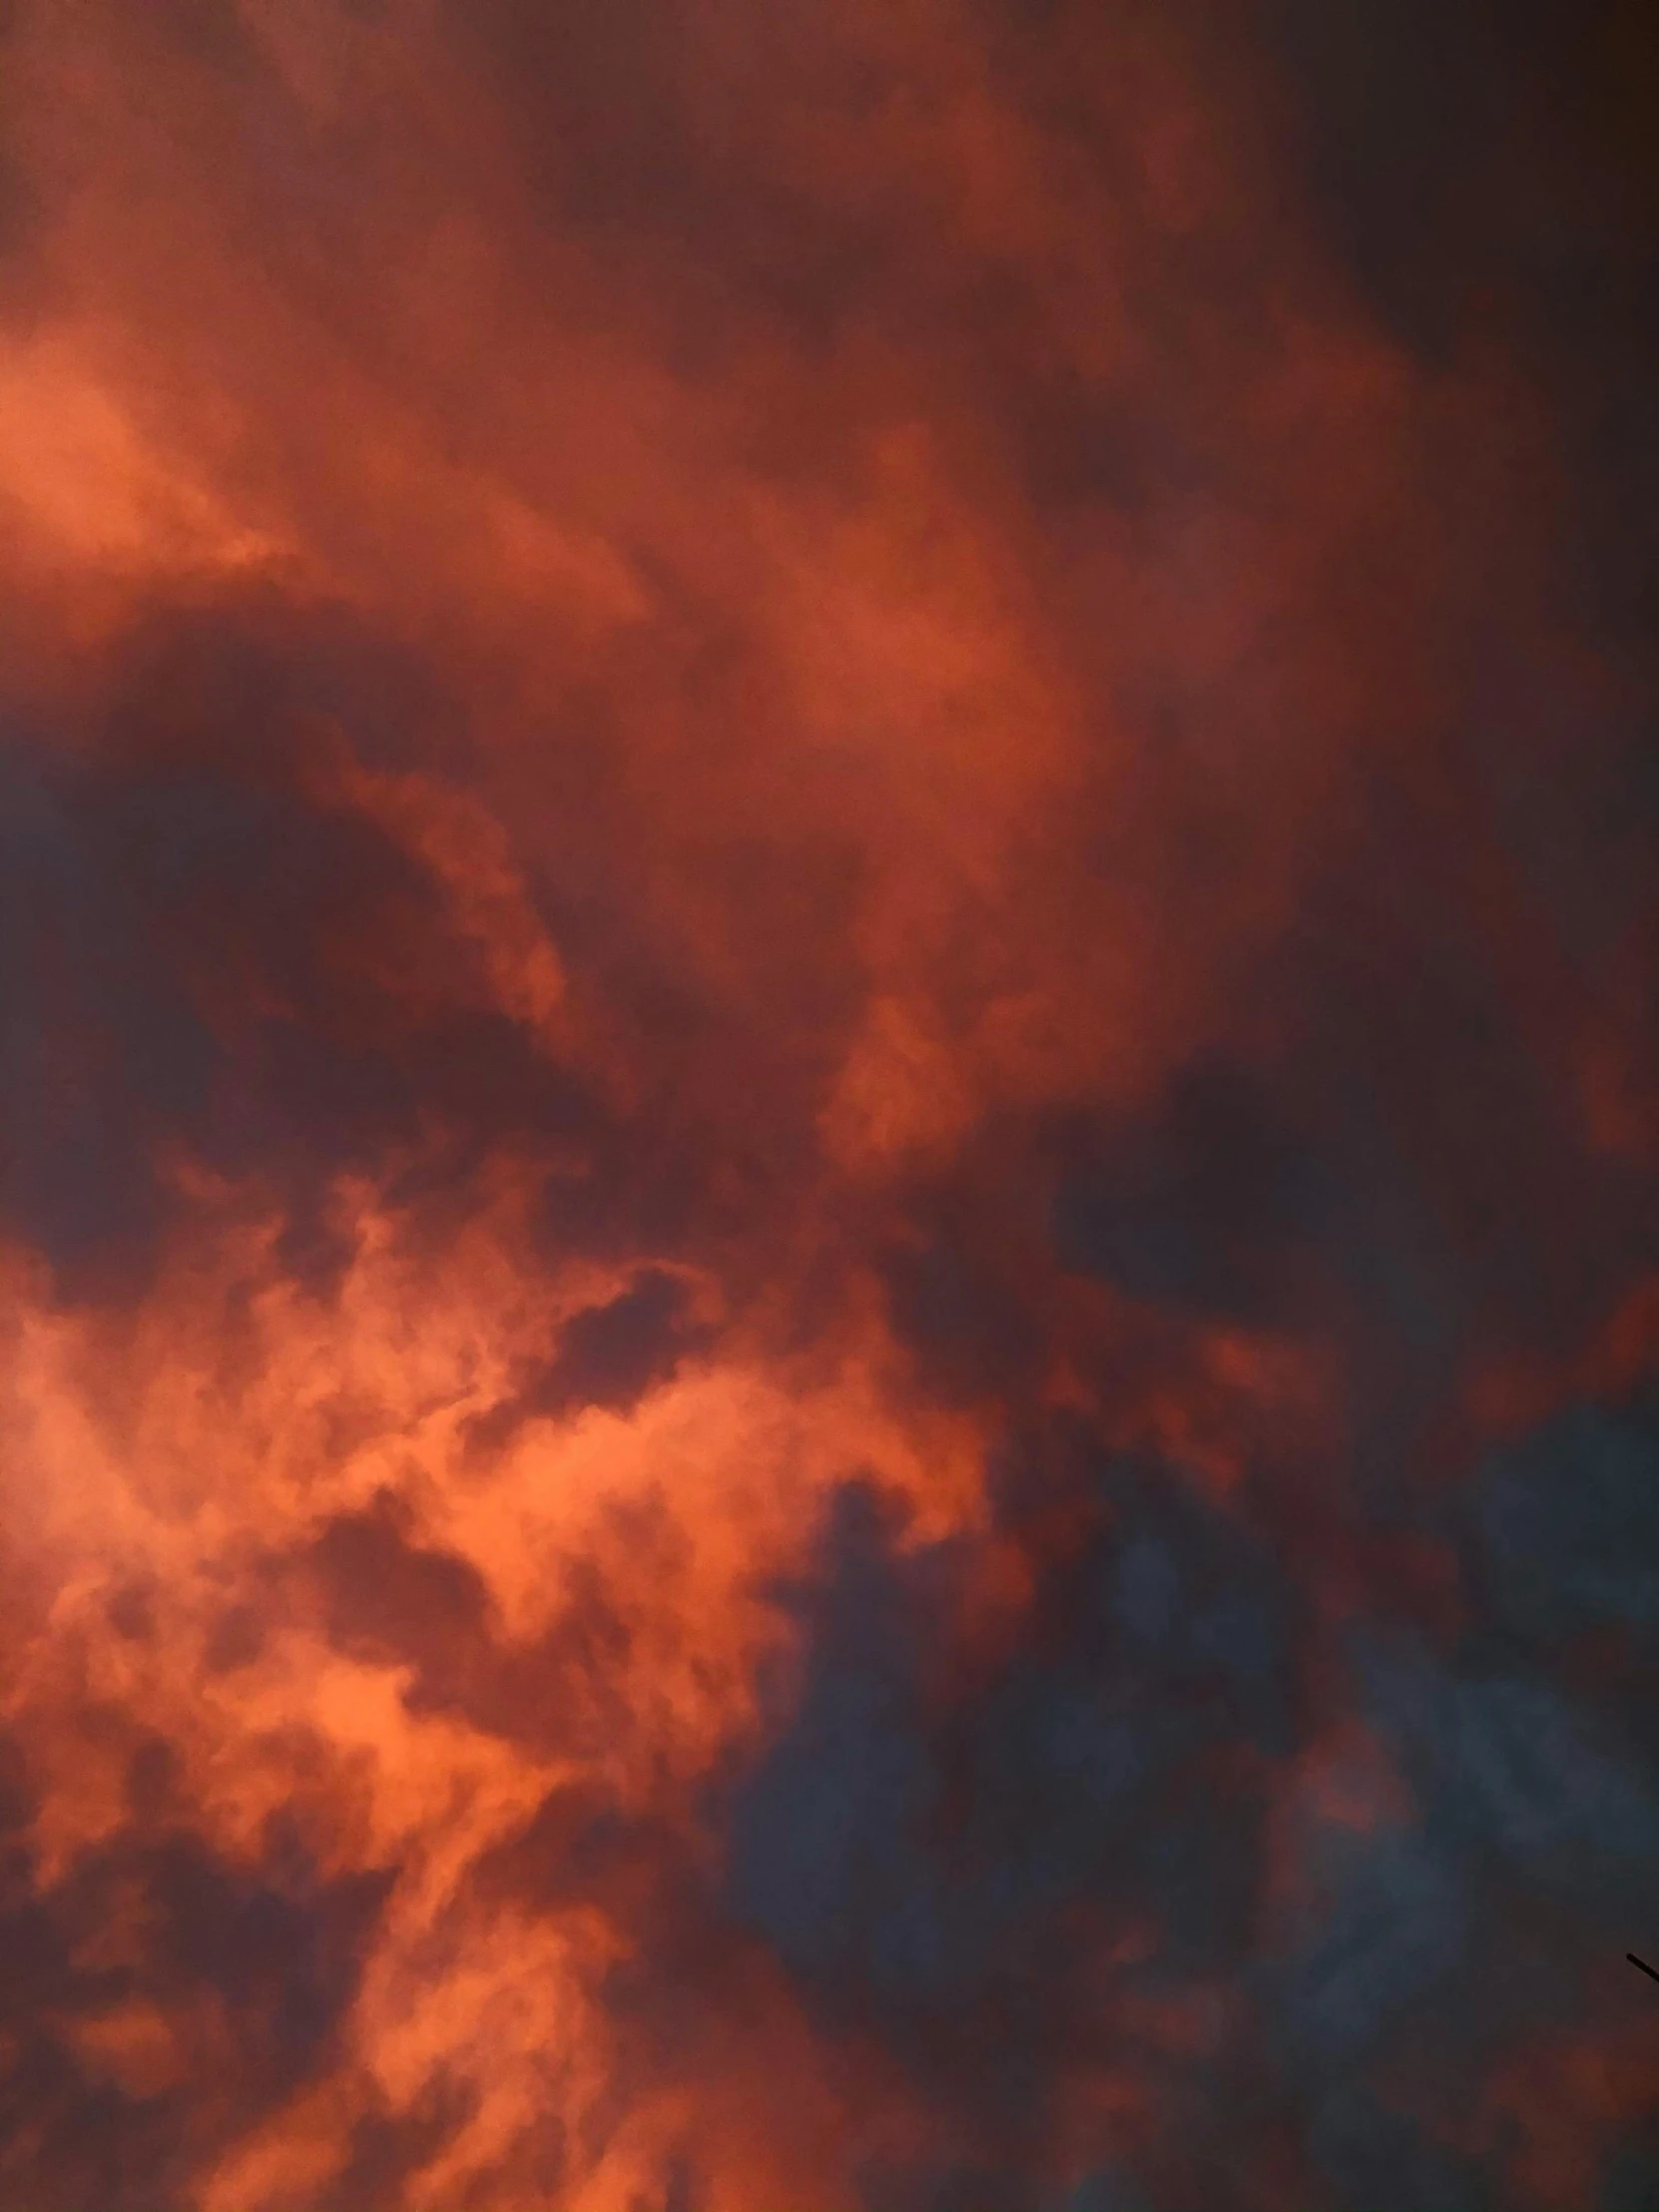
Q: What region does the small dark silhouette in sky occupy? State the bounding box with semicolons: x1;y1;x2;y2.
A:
1629;1951;1659;1986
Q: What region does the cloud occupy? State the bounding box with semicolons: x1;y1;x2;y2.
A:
0;0;1654;2206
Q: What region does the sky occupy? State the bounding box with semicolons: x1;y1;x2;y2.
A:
0;2;1657;2207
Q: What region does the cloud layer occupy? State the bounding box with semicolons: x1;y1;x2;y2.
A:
1;1;1656;2206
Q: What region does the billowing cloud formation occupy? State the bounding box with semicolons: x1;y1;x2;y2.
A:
1;1;1656;2206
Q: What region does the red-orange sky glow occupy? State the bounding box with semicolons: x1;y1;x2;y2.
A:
1;3;1657;2208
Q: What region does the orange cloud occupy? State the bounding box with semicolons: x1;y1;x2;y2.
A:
0;1;1654;2206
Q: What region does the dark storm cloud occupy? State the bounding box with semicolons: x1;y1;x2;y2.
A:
717;1406;1659;2206
883;1203;1049;1404
1020;738;1659;1525
1265;0;1558;354
1304;2082;1497;2212
1266;0;1658;346
1268;0;1659;642
548;1271;701;1410
1053;1058;1319;1325
0;593;607;1299
466;1269;710;1464
304;1489;497;1685
1463;1392;1659;1653
723;1465;1299;2197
